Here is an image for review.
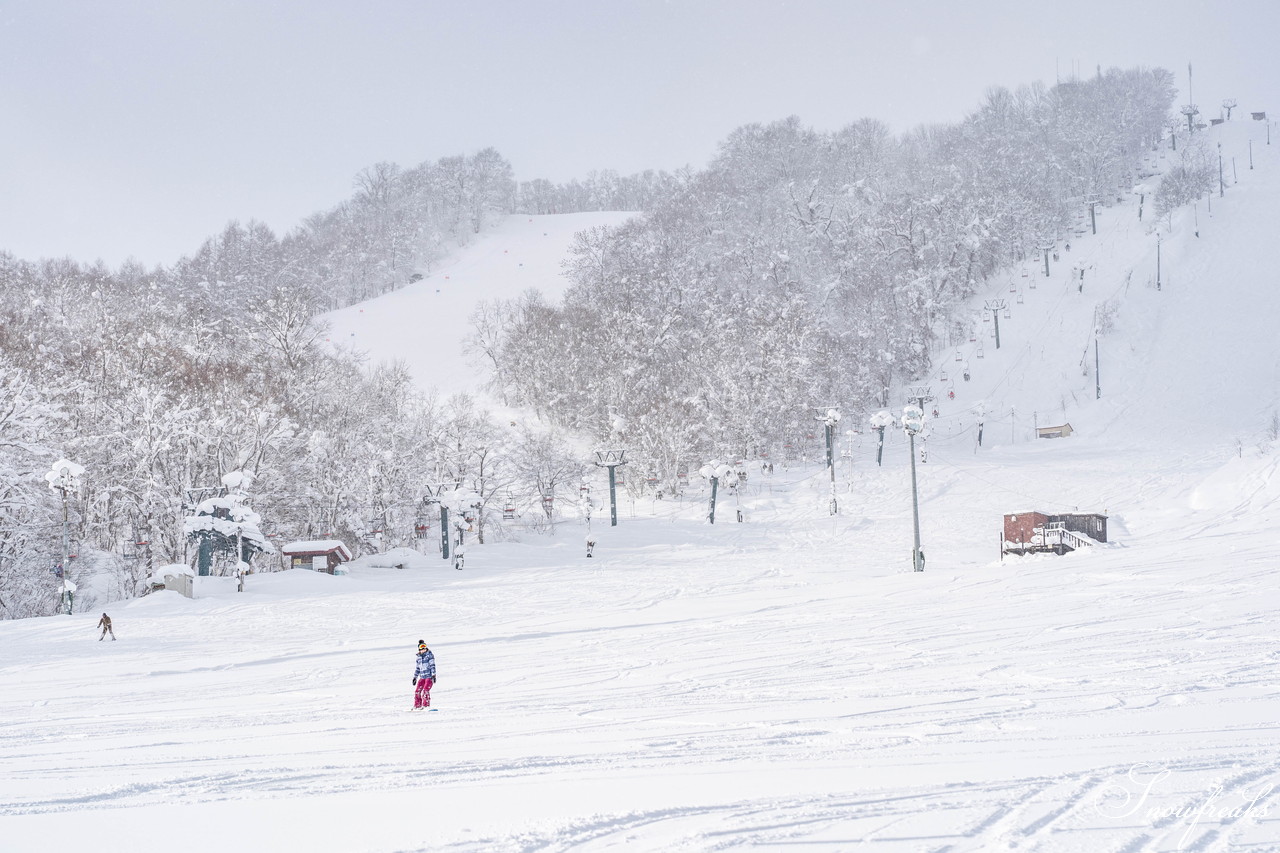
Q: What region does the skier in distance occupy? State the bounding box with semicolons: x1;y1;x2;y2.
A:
98;613;116;641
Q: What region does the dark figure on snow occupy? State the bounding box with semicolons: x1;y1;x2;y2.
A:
412;640;437;709
98;613;115;641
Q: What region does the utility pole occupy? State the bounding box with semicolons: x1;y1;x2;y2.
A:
45;459;84;615
236;525;245;592
870;410;894;466
1181;64;1198;134
1095;337;1101;399
901;406;926;572
699;461;731;524
1219;143;1225;197
422;484;456;561
1087;199;1100;234
141;516;153;582
1156;233;1162;291
815;407;841;515
1181;104;1199;133
906;384;934;414
1040;243;1054;277
984;299;1007;349
594;449;628;527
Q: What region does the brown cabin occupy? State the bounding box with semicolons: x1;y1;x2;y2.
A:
1037;423;1074;439
282;540;353;574
1003;511;1107;556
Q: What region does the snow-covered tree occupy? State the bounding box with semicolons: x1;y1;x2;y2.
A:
183;472;272;576
0;361;63;618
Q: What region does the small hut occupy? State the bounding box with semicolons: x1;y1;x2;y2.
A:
1037;423;1074;439
282;540;353;574
149;564;195;598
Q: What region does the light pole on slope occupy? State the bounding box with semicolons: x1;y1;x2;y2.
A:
902;406;926;573
815;406;841;515
45;459;84;614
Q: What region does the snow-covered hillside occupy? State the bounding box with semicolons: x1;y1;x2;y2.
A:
322;212;634;396
2;120;1279;852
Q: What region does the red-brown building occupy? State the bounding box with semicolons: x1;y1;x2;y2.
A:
282;540;353;574
1003;511;1050;548
1003;511;1107;556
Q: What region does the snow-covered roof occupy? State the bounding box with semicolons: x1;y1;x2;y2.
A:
147;564;195;584
282;540;353;560
184;495;272;551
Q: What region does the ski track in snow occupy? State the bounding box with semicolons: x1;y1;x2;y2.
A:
3;124;1280;851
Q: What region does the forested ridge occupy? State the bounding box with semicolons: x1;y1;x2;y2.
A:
480;68;1178;474
1;66;1180;618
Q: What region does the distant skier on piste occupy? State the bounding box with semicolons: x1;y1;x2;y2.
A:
412;640;436;709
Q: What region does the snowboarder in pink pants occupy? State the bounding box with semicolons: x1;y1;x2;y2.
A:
412;640;436;709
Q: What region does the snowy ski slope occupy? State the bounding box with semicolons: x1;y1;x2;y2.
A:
321;211;634;396
2;120;1279;852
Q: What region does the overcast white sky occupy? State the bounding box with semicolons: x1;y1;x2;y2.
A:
2;0;1276;268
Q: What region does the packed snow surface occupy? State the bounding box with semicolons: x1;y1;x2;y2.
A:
2;122;1279;851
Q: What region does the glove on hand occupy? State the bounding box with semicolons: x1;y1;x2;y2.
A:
412;677;418;685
